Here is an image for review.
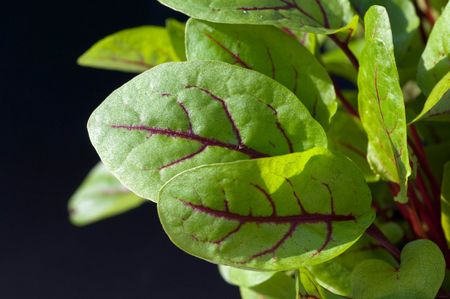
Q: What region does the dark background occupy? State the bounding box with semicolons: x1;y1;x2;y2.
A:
1;1;239;298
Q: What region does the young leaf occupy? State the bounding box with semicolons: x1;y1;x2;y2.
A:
296;268;345;299
158;148;375;270
441;162;450;245
166;19;187;60
158;0;355;35
351;0;420;60
68;163;144;226
351;239;445;299
78;26;180;73
413;72;450;122
186;19;337;127
88;61;327;201
327;111;379;182
417;2;450;96
219;265;276;287
240;272;296;299
358;6;411;202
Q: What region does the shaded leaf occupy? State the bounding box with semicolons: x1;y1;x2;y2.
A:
166;19;187;60
417;2;450;96
88;61;326;201
68;163;144;226
240;272;296;299
158;0;355;35
351;239;445;299
441;162;450;246
413;72;450;122
219;265;276;287
425;142;450;182
328;111;379;182
186;19;337;127
296;268;344;299
158;148;375;270
78;26;179;73
358;6;411;202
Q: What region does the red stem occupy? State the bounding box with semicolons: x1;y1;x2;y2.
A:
332;79;359;118
366;224;401;262
329;34;359;70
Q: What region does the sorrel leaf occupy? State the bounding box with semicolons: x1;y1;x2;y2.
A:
157;0;355;35
68;163;144;226
240;272;296;299
327;111;378;182
351;239;445;299
186;19;337;127
219;265;275;287
158;148;375;270
166;19;187;60
308;222;401;296
78;26;179;73
413;72;450;122
358;6;411;202
296;268;342;299
441;162;450;245
417;2;450;96
351;0;420;60
88;61;326;201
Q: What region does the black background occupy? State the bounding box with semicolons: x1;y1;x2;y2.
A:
1;1;239;298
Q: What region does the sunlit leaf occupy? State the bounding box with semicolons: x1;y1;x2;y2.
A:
413;72;450;122
166;19;187;60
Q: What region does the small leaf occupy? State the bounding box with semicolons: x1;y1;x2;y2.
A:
158;0;355;35
219;265;276;287
296;268;344;299
441;162;450;245
327;111;379;182
166;19;187;60
413;72;450;122
240;272;297;299
358;6;411;203
158;148;375;270
68;163;145;226
186;19;337;127
88;61;326;201
351;239;445;299
417;2;450;96
78;26;179;73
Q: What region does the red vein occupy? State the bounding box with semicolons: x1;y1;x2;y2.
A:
266;47;276;79
285;178;308;214
204;33;253;69
251;183;277;216
186;85;243;146
211;222;244;245
178;101;193;133
315;0;330;28
158;145;207;170
292;67;299;95
111;125;266;158
336;141;366;158
266;104;294;153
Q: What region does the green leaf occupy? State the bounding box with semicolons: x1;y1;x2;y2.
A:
186;19;337;127
425;142;450;182
327;111;379;182
166;19;187;60
78;26;180;73
68;163;145;226
358;6;411;203
240;272;296;299
88;61;327;201
219;265;276;287
413;72;450;122
296;268;344;299
280;27;317;54
351;239;445;299
351;0;420;60
441;162;450;246
158;148;375;270
158;0;355;34
308;223;400;296
417;2;450;96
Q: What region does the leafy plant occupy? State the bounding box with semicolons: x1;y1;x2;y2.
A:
70;1;450;298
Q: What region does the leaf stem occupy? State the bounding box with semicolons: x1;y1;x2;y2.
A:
332;79;359;118
366;224;401;262
329;34;359;70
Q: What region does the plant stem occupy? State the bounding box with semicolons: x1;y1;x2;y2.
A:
329;34;359;70
332;79;359;118
366;224;401;262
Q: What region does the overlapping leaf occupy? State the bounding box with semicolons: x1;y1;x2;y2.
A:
413;72;450;122
78;26;180;73
68;163;144;226
358;6;411;202
166;19;187;60
158;148;374;270
219;265;276;287
441;162;450;245
186;19;337;127
158;0;355;35
240;272;296;299
88;61;326;201
417;2;450;96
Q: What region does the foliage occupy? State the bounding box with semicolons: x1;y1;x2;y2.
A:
71;1;450;298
